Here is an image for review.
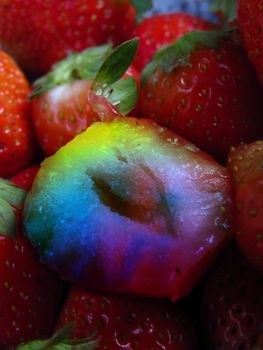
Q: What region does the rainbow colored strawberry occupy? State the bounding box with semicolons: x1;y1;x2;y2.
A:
23;117;233;301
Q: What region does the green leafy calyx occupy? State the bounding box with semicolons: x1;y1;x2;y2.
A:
131;0;153;20
0;178;26;238
210;0;237;22
31;44;113;98
91;38;139;115
16;324;98;350
142;26;234;82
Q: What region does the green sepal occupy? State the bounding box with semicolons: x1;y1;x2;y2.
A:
102;77;138;115
31;44;113;98
210;0;237;22
91;39;139;115
92;39;138;87
16;324;98;350
0;178;26;238
131;0;153;21
142;26;234;83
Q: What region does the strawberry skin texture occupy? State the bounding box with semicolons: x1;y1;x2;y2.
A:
0;232;64;347
228;141;263;271
32;80;96;156
0;0;136;74
139;42;263;162
24;117;233;301
0;168;64;347
238;0;263;85
31;66;139;156
0;51;34;178
31;80;119;156
131;13;215;71
201;244;263;350
11;165;40;190
57;287;197;350
228;141;263;187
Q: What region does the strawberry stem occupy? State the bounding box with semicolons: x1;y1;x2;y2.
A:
210;0;237;22
0;178;26;238
16;324;99;350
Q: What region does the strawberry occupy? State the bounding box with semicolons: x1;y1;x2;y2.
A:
0;51;34;178
201;244;263;350
57;287;197;350
227;141;263;271
30;40;139;156
131;12;215;71
11;165;40;191
23;117;233;301
0;174;65;347
0;0;137;75
138;27;263;162
238;0;263;85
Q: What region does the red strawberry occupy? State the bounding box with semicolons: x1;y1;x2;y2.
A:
0;0;136;75
0;51;34;178
131;13;215;71
31;40;139;156
57;287;197;350
227;141;263;271
201;244;263;350
23;117;233;301
11;165;40;191
0;175;65;347
138;27;263;162
238;0;263;85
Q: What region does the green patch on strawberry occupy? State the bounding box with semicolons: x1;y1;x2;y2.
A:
31;45;113;98
0;168;65;347
57;287;197;349
32;39;139;116
0;178;26;238
138;25;263;161
142;26;233;82
131;0;153;21
91;38;139;115
16;324;98;350
210;0;237;22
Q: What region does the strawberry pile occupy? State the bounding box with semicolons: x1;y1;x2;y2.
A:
0;0;262;349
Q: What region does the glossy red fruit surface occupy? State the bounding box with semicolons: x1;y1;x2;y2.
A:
57;287;197;350
31;62;139;156
0;51;34;178
238;0;263;85
131;13;214;71
228;141;263;271
24;117;233;301
0;171;64;347
139;41;263;162
11;165;40;191
0;0;136;74
201;244;263;350
0;232;64;347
